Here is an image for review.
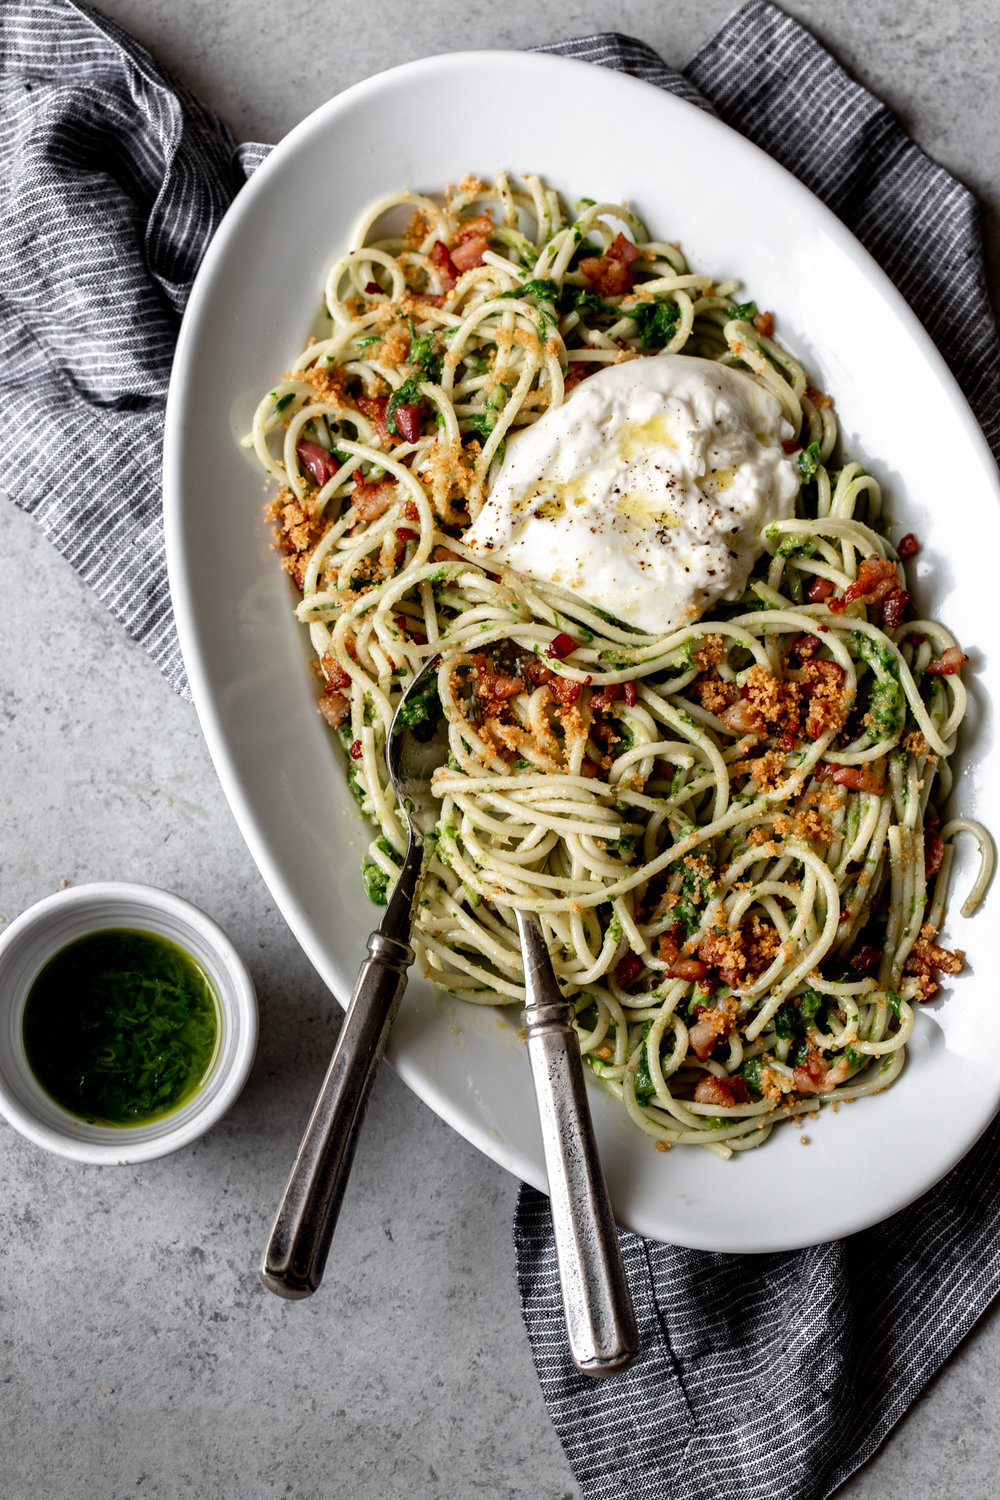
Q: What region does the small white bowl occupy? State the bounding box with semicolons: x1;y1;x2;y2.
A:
0;882;258;1164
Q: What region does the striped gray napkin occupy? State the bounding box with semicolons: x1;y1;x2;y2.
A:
0;0;263;697
3;4;999;1497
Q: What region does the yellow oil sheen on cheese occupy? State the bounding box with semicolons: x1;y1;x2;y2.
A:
465;354;801;634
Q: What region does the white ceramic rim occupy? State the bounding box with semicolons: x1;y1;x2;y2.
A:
163;49;1000;1249
0;882;258;1163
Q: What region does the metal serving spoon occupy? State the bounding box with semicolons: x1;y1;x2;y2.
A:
260;654;638;1376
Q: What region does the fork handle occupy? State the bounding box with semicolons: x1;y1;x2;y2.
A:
260;928;413;1298
516;911;639;1376
260;835;422;1299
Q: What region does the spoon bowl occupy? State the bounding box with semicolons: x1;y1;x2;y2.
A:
386;653;446;831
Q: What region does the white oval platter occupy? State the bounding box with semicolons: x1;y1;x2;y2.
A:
163;50;1000;1250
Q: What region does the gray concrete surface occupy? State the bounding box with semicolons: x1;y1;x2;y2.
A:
3;2;1000;1497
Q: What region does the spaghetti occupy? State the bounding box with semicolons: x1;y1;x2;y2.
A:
244;172;992;1157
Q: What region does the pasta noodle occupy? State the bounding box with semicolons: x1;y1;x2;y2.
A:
243;172;992;1157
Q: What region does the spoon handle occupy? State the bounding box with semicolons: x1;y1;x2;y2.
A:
260;838;421;1299
516;910;639;1376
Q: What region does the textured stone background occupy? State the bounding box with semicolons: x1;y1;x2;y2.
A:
2;3;998;1497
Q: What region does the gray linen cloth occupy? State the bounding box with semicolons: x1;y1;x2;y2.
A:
2;4;999;1498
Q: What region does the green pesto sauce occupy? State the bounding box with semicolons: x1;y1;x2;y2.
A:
23;929;219;1127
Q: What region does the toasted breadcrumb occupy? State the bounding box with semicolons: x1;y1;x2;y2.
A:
748;750;789;794
795;808;835;844
693;634;726;672
380;324;411;369
742;664;787;724
799;660;849;737
300;362;349;404
697;914;780;988
748;823;777;847
759;1066;791;1105
403;208;434;249
692;671;737;715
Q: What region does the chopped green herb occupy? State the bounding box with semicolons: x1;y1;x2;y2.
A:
773;1004;796;1040
630;299;680;348
435;821;459;867
798;441;822;481
798;989;823;1022
386;376;424;435
407;322;443;381
673;864;715;936
743;1057;764;1092
632;1020;656;1103
560;286;616;318
854;631;904;743
361;836;400;906
723;300;758;321
492;227;539;265
346;765;368;808
486;381;510;415
496;278;559;305
776;536;818;561
396;677;443;742
465;381;510;437
361;862;389;904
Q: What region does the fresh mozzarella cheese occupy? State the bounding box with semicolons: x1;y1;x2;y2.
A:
464;353;801;634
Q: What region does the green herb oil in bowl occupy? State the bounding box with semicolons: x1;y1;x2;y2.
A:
22;929;220;1127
